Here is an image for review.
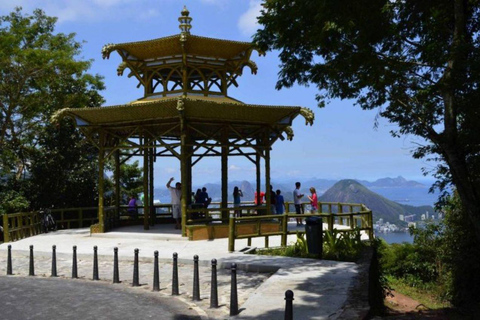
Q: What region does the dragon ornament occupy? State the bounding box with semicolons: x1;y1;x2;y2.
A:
300;108;315;126
283;126;294;141
176;95;186;112
101;43;116;60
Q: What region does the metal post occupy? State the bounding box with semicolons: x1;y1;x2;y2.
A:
153;250;160;292
210;259;218;308
230;263;238;316
7;245;12;275
193;255;200;301
72;245;78;279
93;246;99;280
172;252;179;295
51;245;57;277
29;245;35;276
113;247;120;284
132;248;140;286
285;290;294;320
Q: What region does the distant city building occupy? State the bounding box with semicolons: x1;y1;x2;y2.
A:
399;214;404;221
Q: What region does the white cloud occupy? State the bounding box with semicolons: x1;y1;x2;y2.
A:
0;0;160;24
237;0;262;36
229;164;241;171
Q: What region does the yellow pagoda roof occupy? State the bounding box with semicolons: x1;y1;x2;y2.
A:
54;96;314;141
102;34;256;61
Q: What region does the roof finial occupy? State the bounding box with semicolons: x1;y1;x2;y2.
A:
179;5;192;35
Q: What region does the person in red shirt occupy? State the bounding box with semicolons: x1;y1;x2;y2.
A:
308;187;318;213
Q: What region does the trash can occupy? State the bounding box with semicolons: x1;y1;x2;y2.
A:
305;216;323;257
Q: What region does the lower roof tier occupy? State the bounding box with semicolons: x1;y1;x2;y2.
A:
53;95;314;141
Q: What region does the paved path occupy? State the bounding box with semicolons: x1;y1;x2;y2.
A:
0;276;202;320
0;225;362;319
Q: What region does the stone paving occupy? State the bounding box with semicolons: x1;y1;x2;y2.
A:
0;248;270;319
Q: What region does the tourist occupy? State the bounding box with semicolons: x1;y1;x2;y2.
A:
194;188;202;204
308;187;318;213
275;190;285;214
293;182;305;225
233;186;243;217
199;187;211;208
270;185;277;214
166;177;182;229
127;195;138;219
254;191;265;205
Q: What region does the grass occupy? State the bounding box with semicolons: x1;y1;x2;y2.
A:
386;275;451;309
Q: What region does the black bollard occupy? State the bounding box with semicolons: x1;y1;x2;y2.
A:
29;245;35;276
172;252;179;295
7;245;12;275
113;247;120;284
93;246;99;280
72;245;78;279
210;259;218;308
284;290;294;320
192;255;200;301
51;245;57;277
153;251;160;292
230;263;238;316
132;248;140;287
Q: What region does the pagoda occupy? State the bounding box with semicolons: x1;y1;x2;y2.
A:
55;7;314;237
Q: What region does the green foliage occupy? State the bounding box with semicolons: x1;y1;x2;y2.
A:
322;228;365;262
440;193;480;309
378;193;480;311
0;7;104;179
24;119;99;209
0;189;29;215
254;1;480;260
0;7;105;214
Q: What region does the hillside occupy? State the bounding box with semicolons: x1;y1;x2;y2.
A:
319;179;434;224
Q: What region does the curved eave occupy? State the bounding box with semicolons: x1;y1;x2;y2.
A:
102;34;257;61
53;96;314;131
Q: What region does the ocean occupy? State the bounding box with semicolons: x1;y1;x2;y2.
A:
376;232;414;244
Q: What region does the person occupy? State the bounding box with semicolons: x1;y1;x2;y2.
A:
194;188;202;204
275;190;285;215
199;187;211;208
308;187;318;213
293;182;305;226
233;186;243;217
269;185;277;214
166;177;182;229
254;191;265;205
127;195;138;219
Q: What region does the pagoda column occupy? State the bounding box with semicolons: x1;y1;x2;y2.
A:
114;148;121;227
221;127;229;221
97;130;106;233
143;135;150;230
180;110;188;237
255;140;262;209
149;145;155;226
264;131;271;215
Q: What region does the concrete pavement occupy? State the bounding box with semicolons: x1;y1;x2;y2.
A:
0;224;369;319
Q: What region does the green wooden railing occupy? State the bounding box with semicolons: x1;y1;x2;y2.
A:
228;201;374;252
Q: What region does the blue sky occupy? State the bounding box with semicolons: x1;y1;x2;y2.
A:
1;0;435;185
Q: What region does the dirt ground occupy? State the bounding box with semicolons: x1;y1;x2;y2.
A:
381;290;451;320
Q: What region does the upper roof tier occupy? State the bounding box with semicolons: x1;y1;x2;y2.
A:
101;6;260;99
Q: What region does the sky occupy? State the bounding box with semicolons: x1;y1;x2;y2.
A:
1;0;436;186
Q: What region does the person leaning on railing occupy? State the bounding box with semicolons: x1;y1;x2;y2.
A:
293;182;305;226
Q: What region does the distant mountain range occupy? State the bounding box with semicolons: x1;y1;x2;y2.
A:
154;176;435;223
319;180;434;224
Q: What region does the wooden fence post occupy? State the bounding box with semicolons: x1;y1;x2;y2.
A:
228;217;235;252
3;214;10;242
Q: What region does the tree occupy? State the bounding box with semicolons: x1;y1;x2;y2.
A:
25;119;99;209
0;7;104;180
0;8;105;213
254;1;480;243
